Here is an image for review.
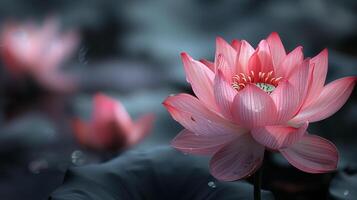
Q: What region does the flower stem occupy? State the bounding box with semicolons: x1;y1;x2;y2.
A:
253;166;262;200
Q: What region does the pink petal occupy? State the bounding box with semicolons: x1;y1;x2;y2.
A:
172;129;237;156
280;134;338;173
287;59;311;107
270;80;300;122
303;49;328;106
235;40;255;74
247;50;262;75
232;84;277;128
91;94;135;150
266;32;286;68
231;39;241;52
291;77;356;124
127;114;155;146
163;94;246;136
215;37;237;69
278;46;303;77
215;54;233;82
251;122;308;150
257;40;274;73
43;30;79;69
93;93;120;126
209;133;265;181
113;99;134;134
200;59;215;72
214;70;237;119
181;52;217;111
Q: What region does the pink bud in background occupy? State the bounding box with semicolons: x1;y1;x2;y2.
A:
1;17;79;92
163;32;356;181
73;93;155;152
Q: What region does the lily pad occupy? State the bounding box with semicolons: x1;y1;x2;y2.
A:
50;146;274;200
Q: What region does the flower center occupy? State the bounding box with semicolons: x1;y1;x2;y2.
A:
232;71;282;94
254;83;276;94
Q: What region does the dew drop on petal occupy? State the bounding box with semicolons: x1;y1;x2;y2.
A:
71;150;86;166
208;181;216;188
343;190;349;196
28;159;48;174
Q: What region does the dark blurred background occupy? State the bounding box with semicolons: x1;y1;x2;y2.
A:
0;0;356;200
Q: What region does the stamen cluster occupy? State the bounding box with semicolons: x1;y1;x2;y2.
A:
232;70;282;93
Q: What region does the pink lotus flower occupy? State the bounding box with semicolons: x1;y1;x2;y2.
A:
163;32;356;181
73;93;155;152
1;17;79;92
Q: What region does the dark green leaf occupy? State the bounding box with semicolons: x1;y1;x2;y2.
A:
50;146;274;200
329;171;357;200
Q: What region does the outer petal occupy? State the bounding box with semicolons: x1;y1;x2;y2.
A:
280;134;338;173
113;99;134;134
163;94;246;136
232;84;278;128
42;30;79;70
303;49;328;105
267;32;286;68
181;53;217;111
209;133;265;181
214;70;237;119
277;46;303;77
291;77;356;124
127;114;155;146
215;37;237;69
235;40;255;74
270;80;300;122
251;122;308;150
172;129;237;156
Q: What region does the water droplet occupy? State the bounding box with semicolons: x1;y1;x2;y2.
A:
208;181;216;188
78;47;88;65
29;159;48;174
71;150;86;166
343;190;349;196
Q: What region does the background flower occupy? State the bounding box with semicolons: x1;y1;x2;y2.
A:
73;93;155;152
0;17;79;92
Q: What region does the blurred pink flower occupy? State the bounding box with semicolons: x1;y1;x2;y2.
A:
163;32;356;181
73;93;155;152
1;17;79;92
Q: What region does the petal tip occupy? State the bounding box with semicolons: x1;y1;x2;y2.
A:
180;52;190;59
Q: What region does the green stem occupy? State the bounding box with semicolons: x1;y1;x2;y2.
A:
254;167;262;200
